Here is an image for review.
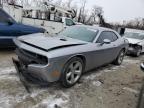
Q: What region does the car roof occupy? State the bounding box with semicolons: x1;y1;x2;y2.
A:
75;25;114;32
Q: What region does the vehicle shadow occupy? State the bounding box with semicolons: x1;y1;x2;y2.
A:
82;63;112;77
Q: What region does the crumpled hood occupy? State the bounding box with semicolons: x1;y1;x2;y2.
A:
18;33;87;51
125;37;142;44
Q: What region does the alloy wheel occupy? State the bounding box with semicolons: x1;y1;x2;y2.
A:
66;61;82;84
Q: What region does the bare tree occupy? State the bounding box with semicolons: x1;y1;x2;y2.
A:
121;18;144;30
91;5;103;23
77;0;87;23
66;0;74;8
54;0;62;6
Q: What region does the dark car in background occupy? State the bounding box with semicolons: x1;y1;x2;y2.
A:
0;8;45;48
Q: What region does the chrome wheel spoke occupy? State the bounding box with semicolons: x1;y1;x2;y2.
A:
74;70;81;75
71;74;75;83
66;61;83;84
74;62;81;70
66;72;72;79
69;64;74;70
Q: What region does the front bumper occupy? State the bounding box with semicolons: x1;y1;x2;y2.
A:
127;47;138;54
13;58;31;93
12;57;61;86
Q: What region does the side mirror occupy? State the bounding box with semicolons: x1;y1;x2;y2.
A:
101;39;111;45
140;63;144;72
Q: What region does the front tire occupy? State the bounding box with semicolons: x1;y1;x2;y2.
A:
61;57;84;88
113;49;125;65
135;48;142;57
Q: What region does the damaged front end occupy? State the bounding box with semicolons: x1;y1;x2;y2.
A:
12;58;31;93
15;48;48;66
127;43;142;55
12;48;51;92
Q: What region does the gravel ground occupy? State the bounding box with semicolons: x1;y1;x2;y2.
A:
0;50;144;108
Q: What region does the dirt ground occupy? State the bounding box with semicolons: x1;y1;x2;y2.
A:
0;50;144;108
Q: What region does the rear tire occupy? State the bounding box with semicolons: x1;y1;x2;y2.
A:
113;49;125;65
61;57;84;88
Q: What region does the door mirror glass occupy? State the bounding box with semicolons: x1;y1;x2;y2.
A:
103;39;111;44
102;39;111;45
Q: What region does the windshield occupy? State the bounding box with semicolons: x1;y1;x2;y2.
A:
59;26;98;42
124;32;144;40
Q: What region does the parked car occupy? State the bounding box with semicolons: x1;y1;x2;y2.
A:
137;63;144;108
124;31;144;57
12;25;128;88
0;8;45;48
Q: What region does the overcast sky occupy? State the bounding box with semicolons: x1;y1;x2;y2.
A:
74;0;144;23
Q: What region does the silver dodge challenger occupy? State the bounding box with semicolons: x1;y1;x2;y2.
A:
13;25;128;88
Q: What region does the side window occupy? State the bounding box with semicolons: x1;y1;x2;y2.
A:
111;32;118;41
96;31;118;43
65;19;75;26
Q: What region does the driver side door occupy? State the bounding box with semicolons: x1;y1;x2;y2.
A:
93;31;119;66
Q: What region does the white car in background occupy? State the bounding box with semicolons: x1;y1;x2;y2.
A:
124;31;144;56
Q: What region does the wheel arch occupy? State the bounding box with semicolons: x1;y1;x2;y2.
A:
65;54;86;70
70;54;85;64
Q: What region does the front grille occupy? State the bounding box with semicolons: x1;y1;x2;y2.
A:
16;48;48;65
